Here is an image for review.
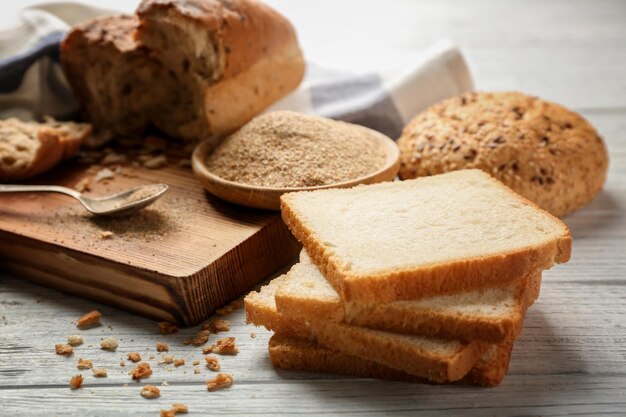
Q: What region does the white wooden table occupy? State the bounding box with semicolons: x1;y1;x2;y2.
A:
1;0;626;415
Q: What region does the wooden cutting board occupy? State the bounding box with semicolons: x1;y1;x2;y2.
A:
0;158;300;326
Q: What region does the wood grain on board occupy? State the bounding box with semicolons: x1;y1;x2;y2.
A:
0;160;301;326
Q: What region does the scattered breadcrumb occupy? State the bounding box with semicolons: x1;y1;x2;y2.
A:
131;362;152;380
210;337;239;355
202;319;230;333
186;330;210;346
100;231;114;239
215;299;244;316
76;310;101;327
201;346;212;354
101;152;127;166
127;352;142;362
158;322;179;335
160;411;175;417
172;403;188;414
250;332;256;338
161;380;169;386
207;373;233;391
67;335;83;346
174;358;185;367
55;343;73;356
143;155;167;169
160;354;174;364
156;342;169;352
204;356;220;371
95;167;115;182
75;177;91;192
92;367;108;377
100;337;118;351
120;361;125;367
77;358;93;369
69;374;84;389
192;360;200;366
193;367;201;374
140;384;160;399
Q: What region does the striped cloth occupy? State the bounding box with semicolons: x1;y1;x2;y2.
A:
0;2;473;139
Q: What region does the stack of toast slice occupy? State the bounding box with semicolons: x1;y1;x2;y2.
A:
245;170;572;386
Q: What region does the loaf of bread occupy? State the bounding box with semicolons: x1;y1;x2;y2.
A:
280;169;571;303
0;118;91;181
61;0;305;142
397;91;609;217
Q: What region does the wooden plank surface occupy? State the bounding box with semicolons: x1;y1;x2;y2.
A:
1;0;626;415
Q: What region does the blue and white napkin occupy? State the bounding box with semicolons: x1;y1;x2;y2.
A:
0;2;474;139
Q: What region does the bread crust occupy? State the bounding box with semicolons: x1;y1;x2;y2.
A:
397;91;609;217
280;171;571;303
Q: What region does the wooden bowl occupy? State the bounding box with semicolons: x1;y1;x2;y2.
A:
192;126;400;210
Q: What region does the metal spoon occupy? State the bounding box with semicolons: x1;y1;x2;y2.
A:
0;183;168;217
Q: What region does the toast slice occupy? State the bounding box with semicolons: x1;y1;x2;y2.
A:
245;275;488;383
274;250;542;343
280;169;571;303
269;335;513;387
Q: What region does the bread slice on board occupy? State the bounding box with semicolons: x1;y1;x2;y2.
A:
275;250;542;343
280;169;571;303
245;274;488;383
0;118;91;181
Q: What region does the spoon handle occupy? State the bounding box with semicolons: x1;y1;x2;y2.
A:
0;184;82;199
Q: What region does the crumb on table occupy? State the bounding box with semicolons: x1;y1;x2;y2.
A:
55;343;73;356
69;374;84;389
131;362;152;380
76;310;101;327
204;356;220;371
158;322;179;335
92;367;108;377
67;335;83;346
100;337;119;351
206;373;233;392
156;342;169;352
127;352;142;362
77;358;93;369
140;384;160;399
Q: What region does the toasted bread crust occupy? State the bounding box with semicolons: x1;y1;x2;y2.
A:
280;172;571;303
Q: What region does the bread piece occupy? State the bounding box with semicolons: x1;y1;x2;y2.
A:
244;274;313;341
61;15;169;136
135;0;305;141
275;250;541;343
280;169;571;303
0;118;91;181
269;335;512;387
397;91;609;217
245;273;488;383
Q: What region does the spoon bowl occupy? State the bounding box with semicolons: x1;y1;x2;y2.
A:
0;183;169;216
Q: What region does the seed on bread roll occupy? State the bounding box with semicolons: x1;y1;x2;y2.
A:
397;91;609;217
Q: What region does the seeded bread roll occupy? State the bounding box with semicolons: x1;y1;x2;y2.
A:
0;118;91;181
61;0;305;142
397;91;609;217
